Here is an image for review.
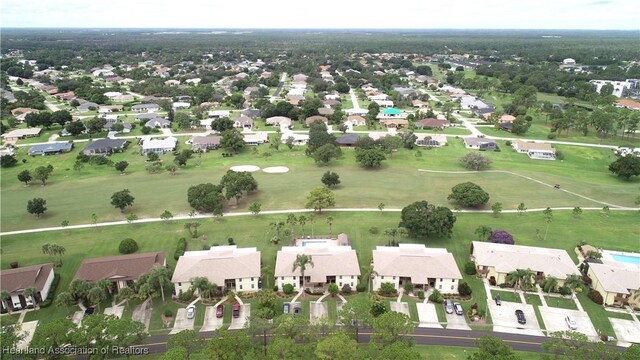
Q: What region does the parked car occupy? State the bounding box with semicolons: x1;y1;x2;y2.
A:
293;306;301;316
515;309;526;325
283;303;290;314
453;302;463;316
233;303;241;318
83;307;95;318
495;295;502;306
565;314;577;330
186;306;195;319
444;299;454;314
216;305;224;318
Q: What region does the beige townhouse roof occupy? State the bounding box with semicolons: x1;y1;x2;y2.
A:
172;246;260;284
589;261;640;295
275;245;361;283
373;244;462;283
514;140;555;152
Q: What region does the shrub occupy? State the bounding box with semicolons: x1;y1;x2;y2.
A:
464;261;477;275
458;282;473;296
417;291;425;300
555;150;565;161
174;237;187;260
369;226;379;235
403;282;413;294
505;140;512;147
356;283;366;292
559;286;572;296
178;289;194;303
489;276;497;286
582;274;592;286
163;309;174;317
10;262;18;269
273;286;278;292
547;133;556;139
429;289;444;303
498;283;511;289
118;238;138;254
341;284;352;295
459;152;491;171
588;289;604;305
490;230;515;245
370;298;387;317
283;284;294;295
40;299;53;308
328;283;339;296
379;282;397;296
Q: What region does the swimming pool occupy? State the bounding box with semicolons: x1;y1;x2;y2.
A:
300;240;330;247
610;253;640;265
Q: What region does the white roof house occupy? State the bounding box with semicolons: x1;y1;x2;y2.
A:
471;241;579;281
172;246;261;293
589;262;640;296
243;132;268;145
275;244;360;290
142;136;177;155
208;110;231;118
372;244;462;293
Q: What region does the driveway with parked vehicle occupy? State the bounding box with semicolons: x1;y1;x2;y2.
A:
488;301;544;336
170;308;195;334
200;306;224;332
538;306;598;339
444;302;471;330
229;304;250;330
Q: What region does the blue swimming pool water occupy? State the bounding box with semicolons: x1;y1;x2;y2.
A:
300;240;329;247
611;254;640;265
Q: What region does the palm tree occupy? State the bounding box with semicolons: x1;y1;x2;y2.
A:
292;254;314;289
367;263;379;295
269;221;285;242
116;287;135;307
190;277;213;299
146;266;171;302
95;279;114;305
519;269;536;291
87;286;106;311
506;269;535;291
286;214;297;236
42;243;53;262
23;287;38;310
326;216;334;234
52;244;66;266
298;215;307;236
1;290;12;313
543;276;558;294
564;274;585;296
542;207;553;241
55;291;75;313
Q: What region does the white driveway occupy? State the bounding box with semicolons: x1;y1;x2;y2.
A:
170;308;195;334
610;318;640;345
538;307;598;339
416;303;442;328
229;304;250;330
200;306;224;332
444;311;471;330
310;302;328;324
16;320;38;350
103;306;124;318
390;302;411;318
489;301;544;337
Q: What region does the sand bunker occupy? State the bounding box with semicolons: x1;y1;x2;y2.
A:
230;165;261;172
262;166;290;174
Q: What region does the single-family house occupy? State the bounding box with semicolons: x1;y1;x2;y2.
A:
233;116;253;130
379;119;409;128
471;241;580;286
416;118;450;129
305;116;329;127
172;246;261;295
135;113;161;121
191;135;221;152
336;133;360;147
103;119;132;133
463;137;498;151
243;132;269;146
325;93;340;101
28;142;73;156
318;108;334;116
500;114;517;123
172;102;190;109
208;110;231;119
415;134;447;147
374;100;395;108
345;115;366;127
242;109;261;118
372;244;462;294
292;74;308;82
266;116;292;128
1;128;42;142
83;138;127;156
512;140;556;160
74;252;166;292
281;132;309;145
98;105;123;113
55;91;75;101
323;99;340;108
587;259;640;307
615;99;640;111
412;100;428;108
563;58;576;65
77;102;100;112
142;136;177;155
0;263;54;311
275;243;360;291
144;118;171;129
368;94;389;101
132;103;161;112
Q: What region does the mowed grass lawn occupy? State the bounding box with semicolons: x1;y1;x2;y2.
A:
2;137;637;232
1;211;637;329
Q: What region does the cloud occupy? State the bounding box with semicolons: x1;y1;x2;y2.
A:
586;0;613;5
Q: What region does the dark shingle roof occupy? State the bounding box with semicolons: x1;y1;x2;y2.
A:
74;252;166;283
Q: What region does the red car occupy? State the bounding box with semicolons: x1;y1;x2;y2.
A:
233;303;241;318
216;304;224;318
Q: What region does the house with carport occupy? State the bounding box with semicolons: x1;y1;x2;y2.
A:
587;259;640;307
1;263;55;311
73;252;166;292
372;244;462;294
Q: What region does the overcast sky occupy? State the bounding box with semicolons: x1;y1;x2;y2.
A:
1;0;639;30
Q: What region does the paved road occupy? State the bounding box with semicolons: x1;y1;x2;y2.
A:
269;72;287;102
348;88;361;111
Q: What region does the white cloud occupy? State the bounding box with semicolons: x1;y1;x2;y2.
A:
1;0;638;29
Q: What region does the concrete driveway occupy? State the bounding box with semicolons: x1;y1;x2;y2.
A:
310;302;328;324
200;306;224;332
489;301;544;337
103;306;124;318
444;310;470;330
132;301;152;331
539;307;598;339
229;304;250;330
390;302;411;318
416;303;442;328
16;320;38;350
71;310;84;326
610;318;640;345
170;308;195;334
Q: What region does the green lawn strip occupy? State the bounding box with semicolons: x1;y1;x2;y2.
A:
532;305;547;331
577;292;615;338
524;294;543;307
490;290;522;303
0;314;20;327
149;298;178;332
544;296;578;310
401;295;420;322
434;302;447;325
414;345;542;360
326;299;337;322
604;310;634;321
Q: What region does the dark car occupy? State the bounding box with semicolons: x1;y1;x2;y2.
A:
495;295;502;306
293;306;301;316
515;309;526;325
216;304;224;318
83;307;95;318
283;303;290;314
453;303;463;316
232;303;241;318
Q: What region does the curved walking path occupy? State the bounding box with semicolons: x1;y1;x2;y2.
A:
1;206;635;237
417;169;626;208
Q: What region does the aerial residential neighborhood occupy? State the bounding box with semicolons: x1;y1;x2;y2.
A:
0;8;639;360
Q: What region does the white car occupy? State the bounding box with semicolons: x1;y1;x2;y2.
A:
186;306;195;319
565;314;577;330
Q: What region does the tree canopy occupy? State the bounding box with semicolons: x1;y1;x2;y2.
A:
187;183;225;214
399;200;456;239
447;182;490;207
